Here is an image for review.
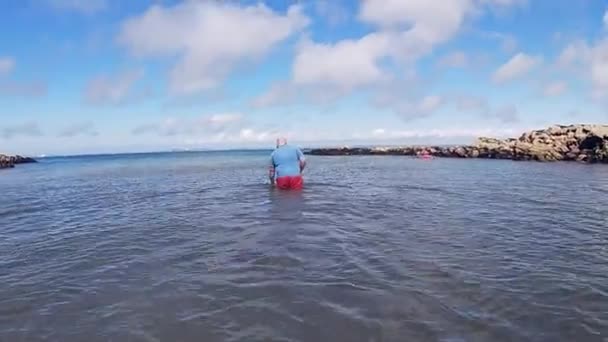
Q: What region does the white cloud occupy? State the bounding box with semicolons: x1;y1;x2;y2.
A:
556;35;608;100
133;116;283;147
59;122;98;138
492;52;542;84
257;0;523;108
132;113;245;137
359;0;474;43
118;1;308;96
437;51;469;68
554;9;608;101
556;40;591;69
372;128;386;136
543;81;568;97
47;0;107;14
0;57;15;76
207;113;243;125
289;0;477;91
84;69;144;105
1;122;43;140
179;127;281;146
590;38;608;99
292;33;391;89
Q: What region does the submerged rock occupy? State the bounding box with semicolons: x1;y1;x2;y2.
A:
306;124;608;163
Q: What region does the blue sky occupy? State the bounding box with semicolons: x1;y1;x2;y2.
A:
1;0;607;155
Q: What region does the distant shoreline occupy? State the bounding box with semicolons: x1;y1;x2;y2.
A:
306;124;608;164
5;124;608;165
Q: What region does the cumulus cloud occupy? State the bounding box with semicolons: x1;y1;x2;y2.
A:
256;0;523;108
359;0;474;39
492;52;542;84
604;9;608;30
290;0;479;91
1;122;43;139
292;33;392;89
372;128;386;136
0;57;15;76
47;0;107;14
556;40;591;69
118;1;308;96
132;113;283;146
543;81;568;97
590;38;608;99
132;113;244;137
554;9;608;101
59;122;98;137
437;51;469;68
84;69;145;105
556;34;608;100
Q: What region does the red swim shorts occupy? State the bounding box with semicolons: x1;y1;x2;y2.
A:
276;175;303;190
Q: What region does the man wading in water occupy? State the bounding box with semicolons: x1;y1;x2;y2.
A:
268;137;306;190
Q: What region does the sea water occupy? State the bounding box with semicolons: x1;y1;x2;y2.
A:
1;151;607;341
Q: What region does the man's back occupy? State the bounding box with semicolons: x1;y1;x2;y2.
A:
271;144;304;178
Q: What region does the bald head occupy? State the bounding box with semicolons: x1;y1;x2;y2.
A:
276;137;287;147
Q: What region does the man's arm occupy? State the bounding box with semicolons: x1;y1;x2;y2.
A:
297;148;306;173
268;154;276;184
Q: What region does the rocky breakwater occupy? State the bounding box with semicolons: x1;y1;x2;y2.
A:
307;124;608;163
0;154;37;169
477;124;608;162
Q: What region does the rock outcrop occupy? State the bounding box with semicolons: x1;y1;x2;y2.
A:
0;154;37;169
306;124;608;163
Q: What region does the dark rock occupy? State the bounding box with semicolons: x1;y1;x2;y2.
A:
454;147;467;158
0;154;37;169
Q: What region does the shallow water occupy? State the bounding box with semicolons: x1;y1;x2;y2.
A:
1;151;607;341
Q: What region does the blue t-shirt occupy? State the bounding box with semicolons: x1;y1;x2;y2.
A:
270;144;305;178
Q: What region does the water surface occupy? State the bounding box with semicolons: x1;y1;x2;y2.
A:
1;151;607;341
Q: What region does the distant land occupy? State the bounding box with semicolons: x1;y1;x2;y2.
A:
307;124;608;163
4;124;608;169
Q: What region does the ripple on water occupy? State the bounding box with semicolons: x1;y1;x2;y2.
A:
0;154;607;341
